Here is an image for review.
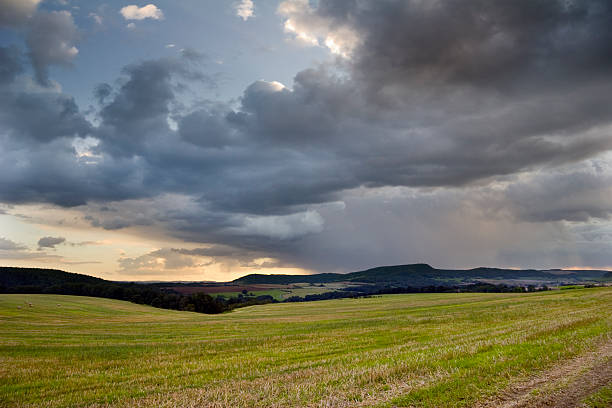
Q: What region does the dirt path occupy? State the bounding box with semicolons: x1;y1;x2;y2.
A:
474;338;612;408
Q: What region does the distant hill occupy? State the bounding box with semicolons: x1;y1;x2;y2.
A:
233;263;610;286
0;267;273;314
2;265;609;310
0;267;106;287
232;264;436;285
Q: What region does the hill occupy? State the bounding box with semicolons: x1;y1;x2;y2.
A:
0;267;239;314
233;263;609;286
0;266;106;287
2;264;609;308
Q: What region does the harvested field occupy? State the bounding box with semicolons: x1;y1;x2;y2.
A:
165;284;293;295
0;288;610;407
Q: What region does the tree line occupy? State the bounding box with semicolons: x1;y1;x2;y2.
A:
1;266;555;314
0;281;277;314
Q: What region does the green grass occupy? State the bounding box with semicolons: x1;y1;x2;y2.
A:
583;384;612;407
277;286;337;298
215;283;353;300
213;287;329;300
215;288;286;300
0;288;610;407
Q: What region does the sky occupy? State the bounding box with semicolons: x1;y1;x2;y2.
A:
1;0;612;281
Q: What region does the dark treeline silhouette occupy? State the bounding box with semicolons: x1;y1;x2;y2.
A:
343;282;547;294
1;281;278;313
0;267;275;314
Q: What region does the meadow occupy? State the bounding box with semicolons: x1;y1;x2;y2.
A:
0;288;611;407
167;282;366;301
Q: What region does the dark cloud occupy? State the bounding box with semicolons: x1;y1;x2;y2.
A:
505;164;612;222
0;2;79;86
100;61;175;131
313;0;612;93
0;237;27;251
93;83;112;105
37;236;66;249
235;78;340;144
0;140;144;206
26;10;79;85
1;0;612;273
178;106;236;148
4;0;611;215
96;55;211;156
0;91;91;143
271;0;612;186
0;0;40;27
0;46;23;84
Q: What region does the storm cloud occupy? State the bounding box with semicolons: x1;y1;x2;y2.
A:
1;0;612;273
26;10;79;85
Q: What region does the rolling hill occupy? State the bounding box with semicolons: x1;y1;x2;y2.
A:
233;263;609;286
2;289;611;407
1;264;609;311
0;266;106;287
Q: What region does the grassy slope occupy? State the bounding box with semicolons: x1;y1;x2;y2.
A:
215;286;337;300
0;289;610;408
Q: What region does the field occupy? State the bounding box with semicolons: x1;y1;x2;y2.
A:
0;288;611;407
163;282;367;300
164;284;291;296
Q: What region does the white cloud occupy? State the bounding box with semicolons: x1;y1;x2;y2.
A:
126;22;135;29
228;210;324;240
277;0;359;58
235;0;254;21
120;4;163;21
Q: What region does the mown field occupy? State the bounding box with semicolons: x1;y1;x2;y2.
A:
167;282;364;300
0;288;611;407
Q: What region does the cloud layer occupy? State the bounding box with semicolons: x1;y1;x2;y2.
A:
1;0;612;275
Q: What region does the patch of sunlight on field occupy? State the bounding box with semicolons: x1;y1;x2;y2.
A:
0;289;610;407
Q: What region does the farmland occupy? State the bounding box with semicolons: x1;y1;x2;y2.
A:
164;283;335;300
166;282;364;300
154;263;611;301
1;288;611;407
